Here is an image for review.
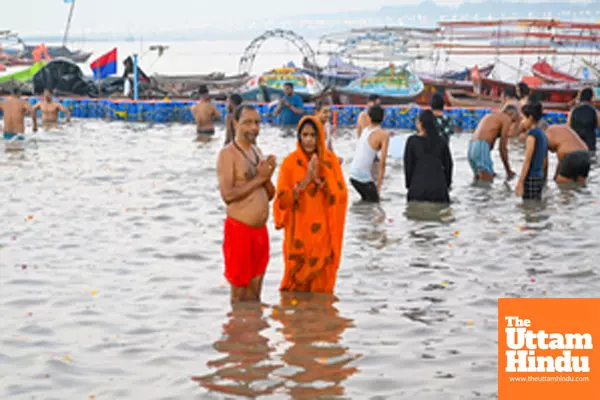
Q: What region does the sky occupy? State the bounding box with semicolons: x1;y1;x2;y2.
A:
4;0;466;36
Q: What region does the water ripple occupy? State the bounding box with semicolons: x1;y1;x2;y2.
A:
0;122;598;399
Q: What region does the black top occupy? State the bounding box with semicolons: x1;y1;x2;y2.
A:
570;103;597;152
404;135;453;203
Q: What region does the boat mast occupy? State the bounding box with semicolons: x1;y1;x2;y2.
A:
61;0;76;56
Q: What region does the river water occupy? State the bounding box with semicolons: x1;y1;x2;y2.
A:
1;120;598;399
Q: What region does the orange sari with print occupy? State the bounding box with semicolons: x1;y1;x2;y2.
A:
273;116;348;294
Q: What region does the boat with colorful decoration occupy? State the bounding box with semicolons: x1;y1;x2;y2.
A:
240;67;324;102
320;64;424;105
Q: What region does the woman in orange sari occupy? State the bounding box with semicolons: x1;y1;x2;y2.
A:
273;116;348;295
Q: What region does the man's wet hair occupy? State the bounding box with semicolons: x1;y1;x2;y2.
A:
198;85;209;96
503;104;518;115
284;82;294;89
229;93;243;107
368;105;385;124
522;102;544;122
11;86;21;96
234;103;258;121
368;94;380;103
430;92;445;111
580;88;594;102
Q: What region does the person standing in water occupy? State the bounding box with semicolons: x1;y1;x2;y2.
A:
430;92;455;144
224;93;243;146
191;85;222;141
404;110;453;203
273;82;304;127
500;87;523;138
468;106;519;181
314;100;338;152
216;105;277;303
545;124;590;184
273;116;348;294
33;89;71;126
356;94;381;138
0;87;38;141
568;87;599;154
516;103;548;200
349;105;390;202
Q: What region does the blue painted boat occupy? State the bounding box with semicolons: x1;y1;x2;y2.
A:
240;67;324;102
321;64;424;105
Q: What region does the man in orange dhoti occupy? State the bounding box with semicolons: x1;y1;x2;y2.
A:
273;116;348;294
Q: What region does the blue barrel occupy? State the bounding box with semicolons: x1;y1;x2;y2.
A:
138;102;155;122
87;100;102;118
77;99;91;118
28;98;39;108
58;99;70;120
113;102;127;121
100;100;115;120
125;102;140;122
337;106;353;127
61;99;73;119
154;102;175;123
256;104;269;123
382;107;395;129
216;103;227;121
70;100;84;118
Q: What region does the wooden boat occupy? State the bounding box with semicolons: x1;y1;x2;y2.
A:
320;64;423;105
301;57;372;88
441;63;494;81
414;64;496;106
152;72;250;98
240;67;323;102
532;60;579;84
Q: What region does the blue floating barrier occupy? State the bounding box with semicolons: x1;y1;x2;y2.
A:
61;99;73;118
113;102;127;121
100;100;115;120
71;100;85;118
88;100;103;118
78;99;92;118
137;102;155;122
126;102;140;122
154;102;173;123
169;101;182;122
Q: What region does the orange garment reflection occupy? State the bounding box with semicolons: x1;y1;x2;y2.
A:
270;292;360;398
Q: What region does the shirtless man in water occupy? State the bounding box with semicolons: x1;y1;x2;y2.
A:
0;88;37;142
33;89;71;126
544;124;590;183
216;104;276;303
468;106;519;181
191;85;221;142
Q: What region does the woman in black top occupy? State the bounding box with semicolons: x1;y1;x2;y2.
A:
404;110;453;203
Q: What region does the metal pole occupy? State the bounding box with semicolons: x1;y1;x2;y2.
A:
62;0;76;56
133;54;139;101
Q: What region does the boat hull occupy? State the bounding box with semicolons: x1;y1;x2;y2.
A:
317;87;420;105
240;67;323;102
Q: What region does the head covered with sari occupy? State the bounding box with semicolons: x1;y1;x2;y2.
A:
273;116;348;294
